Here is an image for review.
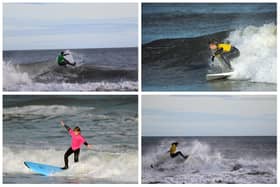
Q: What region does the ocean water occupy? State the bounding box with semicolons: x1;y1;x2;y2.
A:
142;136;276;184
3;48;138;91
3;96;138;184
142;3;277;91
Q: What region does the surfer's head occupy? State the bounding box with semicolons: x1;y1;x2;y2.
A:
73;126;81;135
61;51;64;55
172;142;178;146
209;39;218;50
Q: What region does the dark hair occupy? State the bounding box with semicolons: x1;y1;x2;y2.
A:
172;142;178;146
61;51;64;55
73;126;81;132
208;39;219;45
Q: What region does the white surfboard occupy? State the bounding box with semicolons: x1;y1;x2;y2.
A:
206;71;234;81
64;50;75;64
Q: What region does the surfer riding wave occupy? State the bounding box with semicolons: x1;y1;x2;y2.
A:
208;39;240;71
60;120;92;170
169;142;189;159
57;51;76;67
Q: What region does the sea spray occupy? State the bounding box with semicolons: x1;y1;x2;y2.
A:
228;23;276;83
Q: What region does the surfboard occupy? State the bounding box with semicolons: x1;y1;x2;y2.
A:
24;161;63;176
64;50;75;64
206;71;234;81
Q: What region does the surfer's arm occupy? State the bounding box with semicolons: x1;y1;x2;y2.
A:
84;141;92;149
64;125;71;131
60;121;71;131
63;53;69;56
214;48;223;56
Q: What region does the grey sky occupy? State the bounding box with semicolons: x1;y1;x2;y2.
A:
3;3;138;50
142;96;276;136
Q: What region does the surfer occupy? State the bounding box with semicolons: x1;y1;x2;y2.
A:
57;51;76;67
208;39;240;70
60;120;92;170
169;142;189;159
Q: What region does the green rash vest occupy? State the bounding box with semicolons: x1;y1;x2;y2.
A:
57;54;64;64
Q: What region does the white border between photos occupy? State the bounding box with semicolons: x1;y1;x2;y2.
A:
1;0;279;186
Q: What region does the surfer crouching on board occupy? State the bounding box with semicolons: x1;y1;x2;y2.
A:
57;51;76;67
169;142;189;159
208;39;240;70
60;120;92;170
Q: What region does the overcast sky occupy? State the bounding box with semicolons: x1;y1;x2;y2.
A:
3;3;138;50
142;96;276;136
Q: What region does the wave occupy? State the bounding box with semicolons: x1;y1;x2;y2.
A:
3;60;138;91
228;23;276;83
3;146;138;183
143;23;276;84
142;140;276;184
3;62;137;91
4;61;137;82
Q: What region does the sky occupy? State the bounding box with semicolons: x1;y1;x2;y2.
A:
142;96;276;136
3;3;138;50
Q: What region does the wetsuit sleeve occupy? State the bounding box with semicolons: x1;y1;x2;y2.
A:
84;141;89;146
64;124;71;132
214;48;224;56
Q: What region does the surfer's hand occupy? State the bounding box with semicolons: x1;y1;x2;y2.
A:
87;144;93;149
211;56;215;61
60;121;65;126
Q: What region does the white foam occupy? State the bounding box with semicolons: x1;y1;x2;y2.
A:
143;140;276;184
3;62;138;91
3;61;33;90
4;105;95;118
228;23;276;83
3;146;138;183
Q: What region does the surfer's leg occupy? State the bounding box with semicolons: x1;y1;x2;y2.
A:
63;147;74;169
58;62;67;66
223;47;240;70
170;152;179;158
221;53;232;70
74;149;80;163
177;151;188;159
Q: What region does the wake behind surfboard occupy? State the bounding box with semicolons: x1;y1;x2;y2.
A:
24;161;63;176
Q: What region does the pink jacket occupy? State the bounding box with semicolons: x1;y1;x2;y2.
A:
69;129;86;150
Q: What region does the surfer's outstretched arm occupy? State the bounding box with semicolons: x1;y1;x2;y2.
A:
84;141;92;149
60;120;71;131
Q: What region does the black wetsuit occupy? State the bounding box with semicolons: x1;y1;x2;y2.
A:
62;125;88;169
170;151;189;159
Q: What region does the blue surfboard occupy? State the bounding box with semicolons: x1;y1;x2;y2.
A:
24;161;63;176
